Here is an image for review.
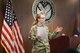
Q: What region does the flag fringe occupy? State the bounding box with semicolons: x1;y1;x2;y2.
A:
1;40;9;53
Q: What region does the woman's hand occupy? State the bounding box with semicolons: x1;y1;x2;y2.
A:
36;36;42;41
36;36;41;39
55;26;63;32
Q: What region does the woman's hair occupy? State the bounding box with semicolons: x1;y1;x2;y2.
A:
32;11;45;25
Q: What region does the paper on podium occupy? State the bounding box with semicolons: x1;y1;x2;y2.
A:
37;27;48;40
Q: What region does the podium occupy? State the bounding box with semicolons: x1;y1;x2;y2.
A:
49;36;69;53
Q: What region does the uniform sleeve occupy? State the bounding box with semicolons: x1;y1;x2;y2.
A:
48;31;59;40
48;27;59;40
29;26;37;41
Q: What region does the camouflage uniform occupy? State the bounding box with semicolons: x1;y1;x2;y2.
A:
29;25;59;53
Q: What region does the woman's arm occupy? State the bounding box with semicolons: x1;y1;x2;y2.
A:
29;26;37;41
48;26;63;40
48;30;59;40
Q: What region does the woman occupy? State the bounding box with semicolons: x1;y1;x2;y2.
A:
29;12;63;53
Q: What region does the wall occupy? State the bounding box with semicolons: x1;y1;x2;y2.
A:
0;0;6;53
0;0;80;53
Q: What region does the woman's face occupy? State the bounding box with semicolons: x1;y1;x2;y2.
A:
38;14;45;24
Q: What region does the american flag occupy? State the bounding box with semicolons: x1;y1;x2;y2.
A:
1;0;25;53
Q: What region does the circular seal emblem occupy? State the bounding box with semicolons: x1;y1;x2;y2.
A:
32;0;56;24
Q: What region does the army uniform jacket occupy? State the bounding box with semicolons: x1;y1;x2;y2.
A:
29;25;59;53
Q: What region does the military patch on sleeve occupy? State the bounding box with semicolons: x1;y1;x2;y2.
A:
32;0;56;24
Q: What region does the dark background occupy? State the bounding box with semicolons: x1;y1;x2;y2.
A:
0;0;80;53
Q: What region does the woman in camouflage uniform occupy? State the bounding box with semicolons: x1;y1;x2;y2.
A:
29;12;63;53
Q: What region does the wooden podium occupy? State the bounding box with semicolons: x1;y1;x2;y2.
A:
49;36;69;53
